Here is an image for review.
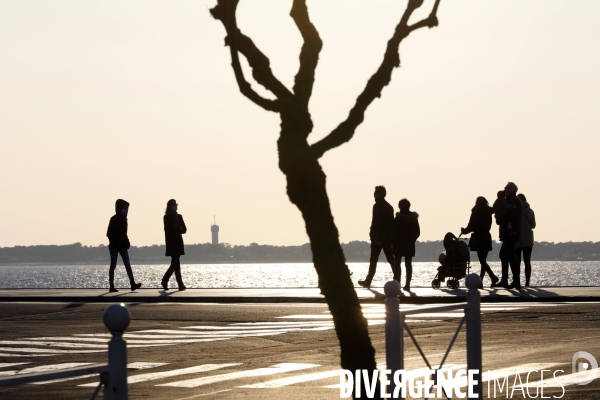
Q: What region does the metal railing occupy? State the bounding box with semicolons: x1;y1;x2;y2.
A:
385;273;482;399
0;303;131;400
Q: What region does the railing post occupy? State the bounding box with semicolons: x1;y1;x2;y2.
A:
101;370;113;400
465;274;483;399
103;303;130;400
384;280;402;398
399;305;405;399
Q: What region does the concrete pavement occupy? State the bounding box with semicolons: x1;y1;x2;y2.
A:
1;286;600;304
1;301;600;399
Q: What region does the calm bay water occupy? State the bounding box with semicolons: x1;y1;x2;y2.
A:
0;261;598;289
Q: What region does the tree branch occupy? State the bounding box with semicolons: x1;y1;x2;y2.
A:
408;0;440;32
290;0;323;107
211;0;293;108
310;0;441;158
227;32;280;112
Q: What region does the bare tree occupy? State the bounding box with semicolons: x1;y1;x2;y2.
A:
210;0;441;388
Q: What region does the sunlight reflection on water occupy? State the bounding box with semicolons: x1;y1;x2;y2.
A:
0;261;599;288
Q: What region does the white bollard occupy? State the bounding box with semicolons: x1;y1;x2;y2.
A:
104;303;130;400
465;274;483;399
384;280;402;398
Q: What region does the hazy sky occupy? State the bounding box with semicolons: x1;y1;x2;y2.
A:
1;0;599;248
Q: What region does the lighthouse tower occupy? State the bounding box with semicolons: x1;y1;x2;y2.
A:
210;216;219;245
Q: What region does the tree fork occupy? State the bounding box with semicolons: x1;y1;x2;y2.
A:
211;1;443;397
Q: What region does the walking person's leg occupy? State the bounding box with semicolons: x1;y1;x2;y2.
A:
478;250;488;281
499;242;509;287
382;244;395;277
516;247;523;281
477;250;498;286
392;254;401;282
523;248;533;287
173;255;185;290
506;240;521;289
120;249;140;291
108;247;118;292
360;242;383;288
404;256;413;291
162;258;176;290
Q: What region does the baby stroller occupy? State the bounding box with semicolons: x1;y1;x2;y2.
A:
431;232;470;290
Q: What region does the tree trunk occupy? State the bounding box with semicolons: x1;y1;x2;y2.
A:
210;3;444;397
277;121;379;390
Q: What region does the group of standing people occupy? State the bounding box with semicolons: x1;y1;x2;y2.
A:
462;182;536;289
358;186;420;291
106;199;188;292
357;182;536;291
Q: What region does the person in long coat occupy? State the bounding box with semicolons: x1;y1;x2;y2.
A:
106;199;142;292
498;182;523;289
516;193;536;287
461;196;498;288
358;186;395;289
392;198;420;291
161;199;187;291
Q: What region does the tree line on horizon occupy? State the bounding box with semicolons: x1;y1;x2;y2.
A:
0;240;599;264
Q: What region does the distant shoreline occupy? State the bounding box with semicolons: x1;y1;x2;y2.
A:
1;240;599;265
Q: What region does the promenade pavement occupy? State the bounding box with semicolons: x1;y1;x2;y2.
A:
1;301;600;399
1;286;600;303
2;285;600;399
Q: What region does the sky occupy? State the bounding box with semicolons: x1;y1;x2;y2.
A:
1;0;599;248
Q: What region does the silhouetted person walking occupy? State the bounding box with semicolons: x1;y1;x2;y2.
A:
359;186;394;289
106;199;142;292
516;193;536;287
161;199;187;291
392;198;420;291
497;182;523;290
461;196;499;288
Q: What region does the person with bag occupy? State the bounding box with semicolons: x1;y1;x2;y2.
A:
516;193;536;287
461;196;499;288
161;199;188;291
106;199;142;292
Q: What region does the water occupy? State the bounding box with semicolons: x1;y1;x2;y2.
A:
0;261;598;289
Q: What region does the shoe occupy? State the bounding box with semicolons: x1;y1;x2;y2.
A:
403;285;411;292
492;280;508;288
491;276;500;287
479;283;484;290
161;281;169;291
358;280;371;289
525;281;530;287
178;286;186;291
109;287;118;293
506;281;522;290
131;282;142;291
